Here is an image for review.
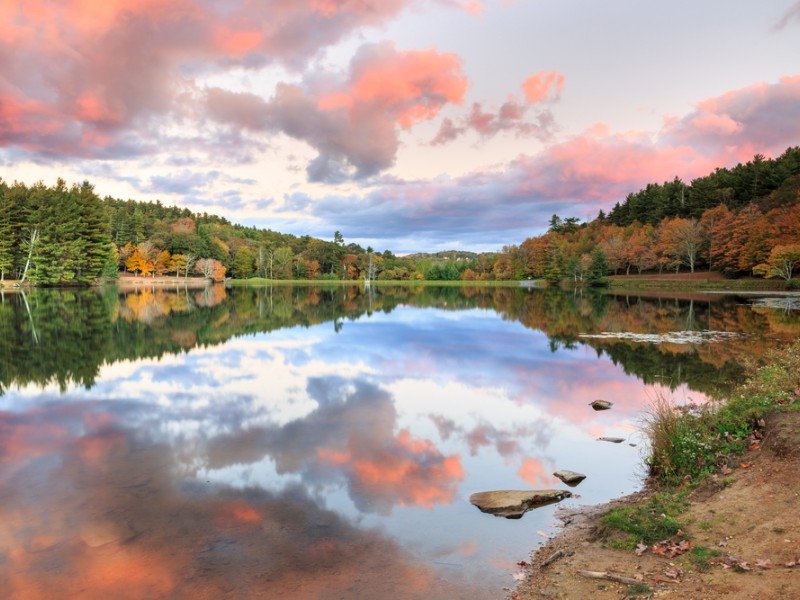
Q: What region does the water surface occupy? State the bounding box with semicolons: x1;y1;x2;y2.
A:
0;285;796;598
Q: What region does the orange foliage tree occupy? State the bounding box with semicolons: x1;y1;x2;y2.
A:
194;258;226;281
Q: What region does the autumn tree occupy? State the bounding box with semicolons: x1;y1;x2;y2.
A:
195;258;226;281
753;244;800;281
169;253;188;277
126;247;149;276
154;249;172;276
658;217;705;273
118;242;135;272
600;229;626;274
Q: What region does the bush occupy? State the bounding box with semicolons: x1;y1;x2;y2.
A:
643;341;800;485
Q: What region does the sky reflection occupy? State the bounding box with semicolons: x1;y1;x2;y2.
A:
0;289;732;597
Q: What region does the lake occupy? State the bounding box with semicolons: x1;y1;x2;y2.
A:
0;284;797;598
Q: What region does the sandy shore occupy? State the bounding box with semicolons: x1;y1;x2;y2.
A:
513;410;800;599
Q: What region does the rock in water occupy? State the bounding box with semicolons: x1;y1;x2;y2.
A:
469;490;572;519
589;400;613;411
553;470;587;486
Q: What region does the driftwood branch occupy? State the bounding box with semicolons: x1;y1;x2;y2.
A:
539;549;568;569
576;570;642;586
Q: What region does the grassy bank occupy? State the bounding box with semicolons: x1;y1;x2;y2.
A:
599;341;800;547
608;275;791;292
226;278;525;287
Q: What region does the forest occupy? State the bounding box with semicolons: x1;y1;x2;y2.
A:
0;146;798;286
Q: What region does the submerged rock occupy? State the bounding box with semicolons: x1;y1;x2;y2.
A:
553;470;586;486
469;489;572;519
589;400;613;411
597;436;625;443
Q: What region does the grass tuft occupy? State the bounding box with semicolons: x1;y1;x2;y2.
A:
688;545;722;571
642;341;800;485
598;491;688;547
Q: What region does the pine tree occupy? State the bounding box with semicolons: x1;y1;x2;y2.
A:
0;181;18;281
587;247;609;286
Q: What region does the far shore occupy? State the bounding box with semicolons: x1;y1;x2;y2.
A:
0;271;794;293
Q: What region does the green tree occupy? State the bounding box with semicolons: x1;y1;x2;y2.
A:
273;246;294;279
544;246;564;285
232;247;255;279
0;181;19;280
587;247;609;286
753;244;800;281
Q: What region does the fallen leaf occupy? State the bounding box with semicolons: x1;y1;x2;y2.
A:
651;539;693;558
537;530;549;538
516;560;528;568
635;542;648;556
722;555;752;571
512;572;526;581
755;559;772;569
739;461;753;469
718;540;728;547
664;568;684;579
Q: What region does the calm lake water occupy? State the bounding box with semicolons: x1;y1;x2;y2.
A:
1;284;797;598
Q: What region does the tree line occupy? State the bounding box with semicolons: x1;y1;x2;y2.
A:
492;147;800;285
2;146;799;286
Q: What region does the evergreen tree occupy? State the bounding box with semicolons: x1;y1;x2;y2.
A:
544;246;564;284
587;247;609;286
74;182;114;282
0;181;18;280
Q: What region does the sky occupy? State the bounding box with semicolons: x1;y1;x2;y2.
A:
1;0;799;253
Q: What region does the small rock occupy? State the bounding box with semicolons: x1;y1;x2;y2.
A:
469;490;572;519
597;437;625;443
589;400;613;411
553;470;586;486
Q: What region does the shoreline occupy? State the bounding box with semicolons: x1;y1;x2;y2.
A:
514;410;800;599
513;343;800;599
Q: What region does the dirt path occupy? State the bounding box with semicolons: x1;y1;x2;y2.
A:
513;410;800;599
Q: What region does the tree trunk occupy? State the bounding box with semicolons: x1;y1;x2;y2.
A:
20;228;40;283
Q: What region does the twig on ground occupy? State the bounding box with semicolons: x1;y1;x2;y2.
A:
576;570;642;586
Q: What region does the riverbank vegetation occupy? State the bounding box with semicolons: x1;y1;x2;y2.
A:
517;341;800;599
599;340;800;547
644;341;800;486
2;147;799;286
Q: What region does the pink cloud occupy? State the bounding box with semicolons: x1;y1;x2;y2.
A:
317;42;468;128
661;75;800;154
431;72;562;145
207;42;468;181
493;76;800;216
521;71;565;104
0;0;417;158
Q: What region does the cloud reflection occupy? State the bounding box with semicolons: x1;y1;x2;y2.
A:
0;401;488;599
204;377;464;515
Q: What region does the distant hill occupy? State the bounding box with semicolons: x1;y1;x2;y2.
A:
404;250;489;261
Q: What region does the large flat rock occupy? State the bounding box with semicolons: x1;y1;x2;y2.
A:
469;489;572;519
553;470;587;486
